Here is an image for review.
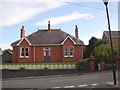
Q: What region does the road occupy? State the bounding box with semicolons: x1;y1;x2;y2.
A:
2;71;119;89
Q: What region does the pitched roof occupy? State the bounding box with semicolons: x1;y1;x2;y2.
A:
104;31;120;38
2;49;13;55
11;29;84;46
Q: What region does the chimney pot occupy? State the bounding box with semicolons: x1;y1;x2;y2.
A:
75;25;78;38
20;26;25;38
22;26;24;29
48;21;50;31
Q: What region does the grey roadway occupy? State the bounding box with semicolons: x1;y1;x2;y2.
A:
2;71;119;89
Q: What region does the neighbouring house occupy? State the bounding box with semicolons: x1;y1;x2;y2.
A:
102;31;120;55
2;49;13;63
0;48;2;63
11;21;84;63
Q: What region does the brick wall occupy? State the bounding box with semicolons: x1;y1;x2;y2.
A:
13;37;83;63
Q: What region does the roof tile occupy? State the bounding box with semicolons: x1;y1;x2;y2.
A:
11;29;84;46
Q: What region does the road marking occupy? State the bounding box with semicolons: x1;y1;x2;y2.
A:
52;86;61;89
79;84;87;87
106;82;114;85
52;84;99;89
91;83;98;86
64;85;75;88
106;81;119;85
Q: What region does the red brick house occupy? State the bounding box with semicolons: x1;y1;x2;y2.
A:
11;21;84;63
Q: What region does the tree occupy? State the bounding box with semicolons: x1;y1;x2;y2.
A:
83;37;106;58
93;43;112;64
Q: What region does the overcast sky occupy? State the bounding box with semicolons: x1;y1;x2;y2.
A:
0;0;119;50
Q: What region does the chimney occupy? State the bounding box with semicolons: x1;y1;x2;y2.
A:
48;21;50;31
75;25;78;38
20;26;25;38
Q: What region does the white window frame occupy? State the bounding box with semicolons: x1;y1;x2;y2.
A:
25;47;29;58
43;48;51;56
20;47;29;58
69;46;74;57
64;46;68;57
20;47;24;58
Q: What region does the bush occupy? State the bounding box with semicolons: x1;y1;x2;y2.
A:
76;60;90;72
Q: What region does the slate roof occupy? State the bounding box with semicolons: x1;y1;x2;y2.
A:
2;49;13;55
11;29;84;46
104;31;120;38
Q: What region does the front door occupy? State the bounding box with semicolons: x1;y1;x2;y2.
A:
43;48;51;62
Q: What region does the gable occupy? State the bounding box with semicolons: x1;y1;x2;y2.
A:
2;51;12;56
61;36;76;45
102;32;108;40
17;38;31;46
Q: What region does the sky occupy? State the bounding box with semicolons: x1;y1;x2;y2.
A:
0;0;119;50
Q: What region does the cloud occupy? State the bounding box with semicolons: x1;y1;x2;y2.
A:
0;0;66;28
0;5;40;27
35;12;94;26
0;0;119;2
0;43;12;50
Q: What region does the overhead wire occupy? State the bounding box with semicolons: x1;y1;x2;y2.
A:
54;0;117;13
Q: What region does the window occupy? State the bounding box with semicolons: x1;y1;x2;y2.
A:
64;46;74;57
70;46;74;57
20;47;24;58
25;47;29;58
64;46;68;57
43;48;51;56
20;47;29;58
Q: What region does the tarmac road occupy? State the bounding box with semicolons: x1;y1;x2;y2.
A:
2;71;119;90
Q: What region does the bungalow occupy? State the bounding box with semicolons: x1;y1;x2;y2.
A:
11;21;84;63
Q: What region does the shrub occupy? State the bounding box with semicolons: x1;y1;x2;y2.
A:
76;60;90;72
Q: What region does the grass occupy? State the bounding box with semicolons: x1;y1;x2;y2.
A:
2;62;76;66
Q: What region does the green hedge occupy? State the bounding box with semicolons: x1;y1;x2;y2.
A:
76;60;90;71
